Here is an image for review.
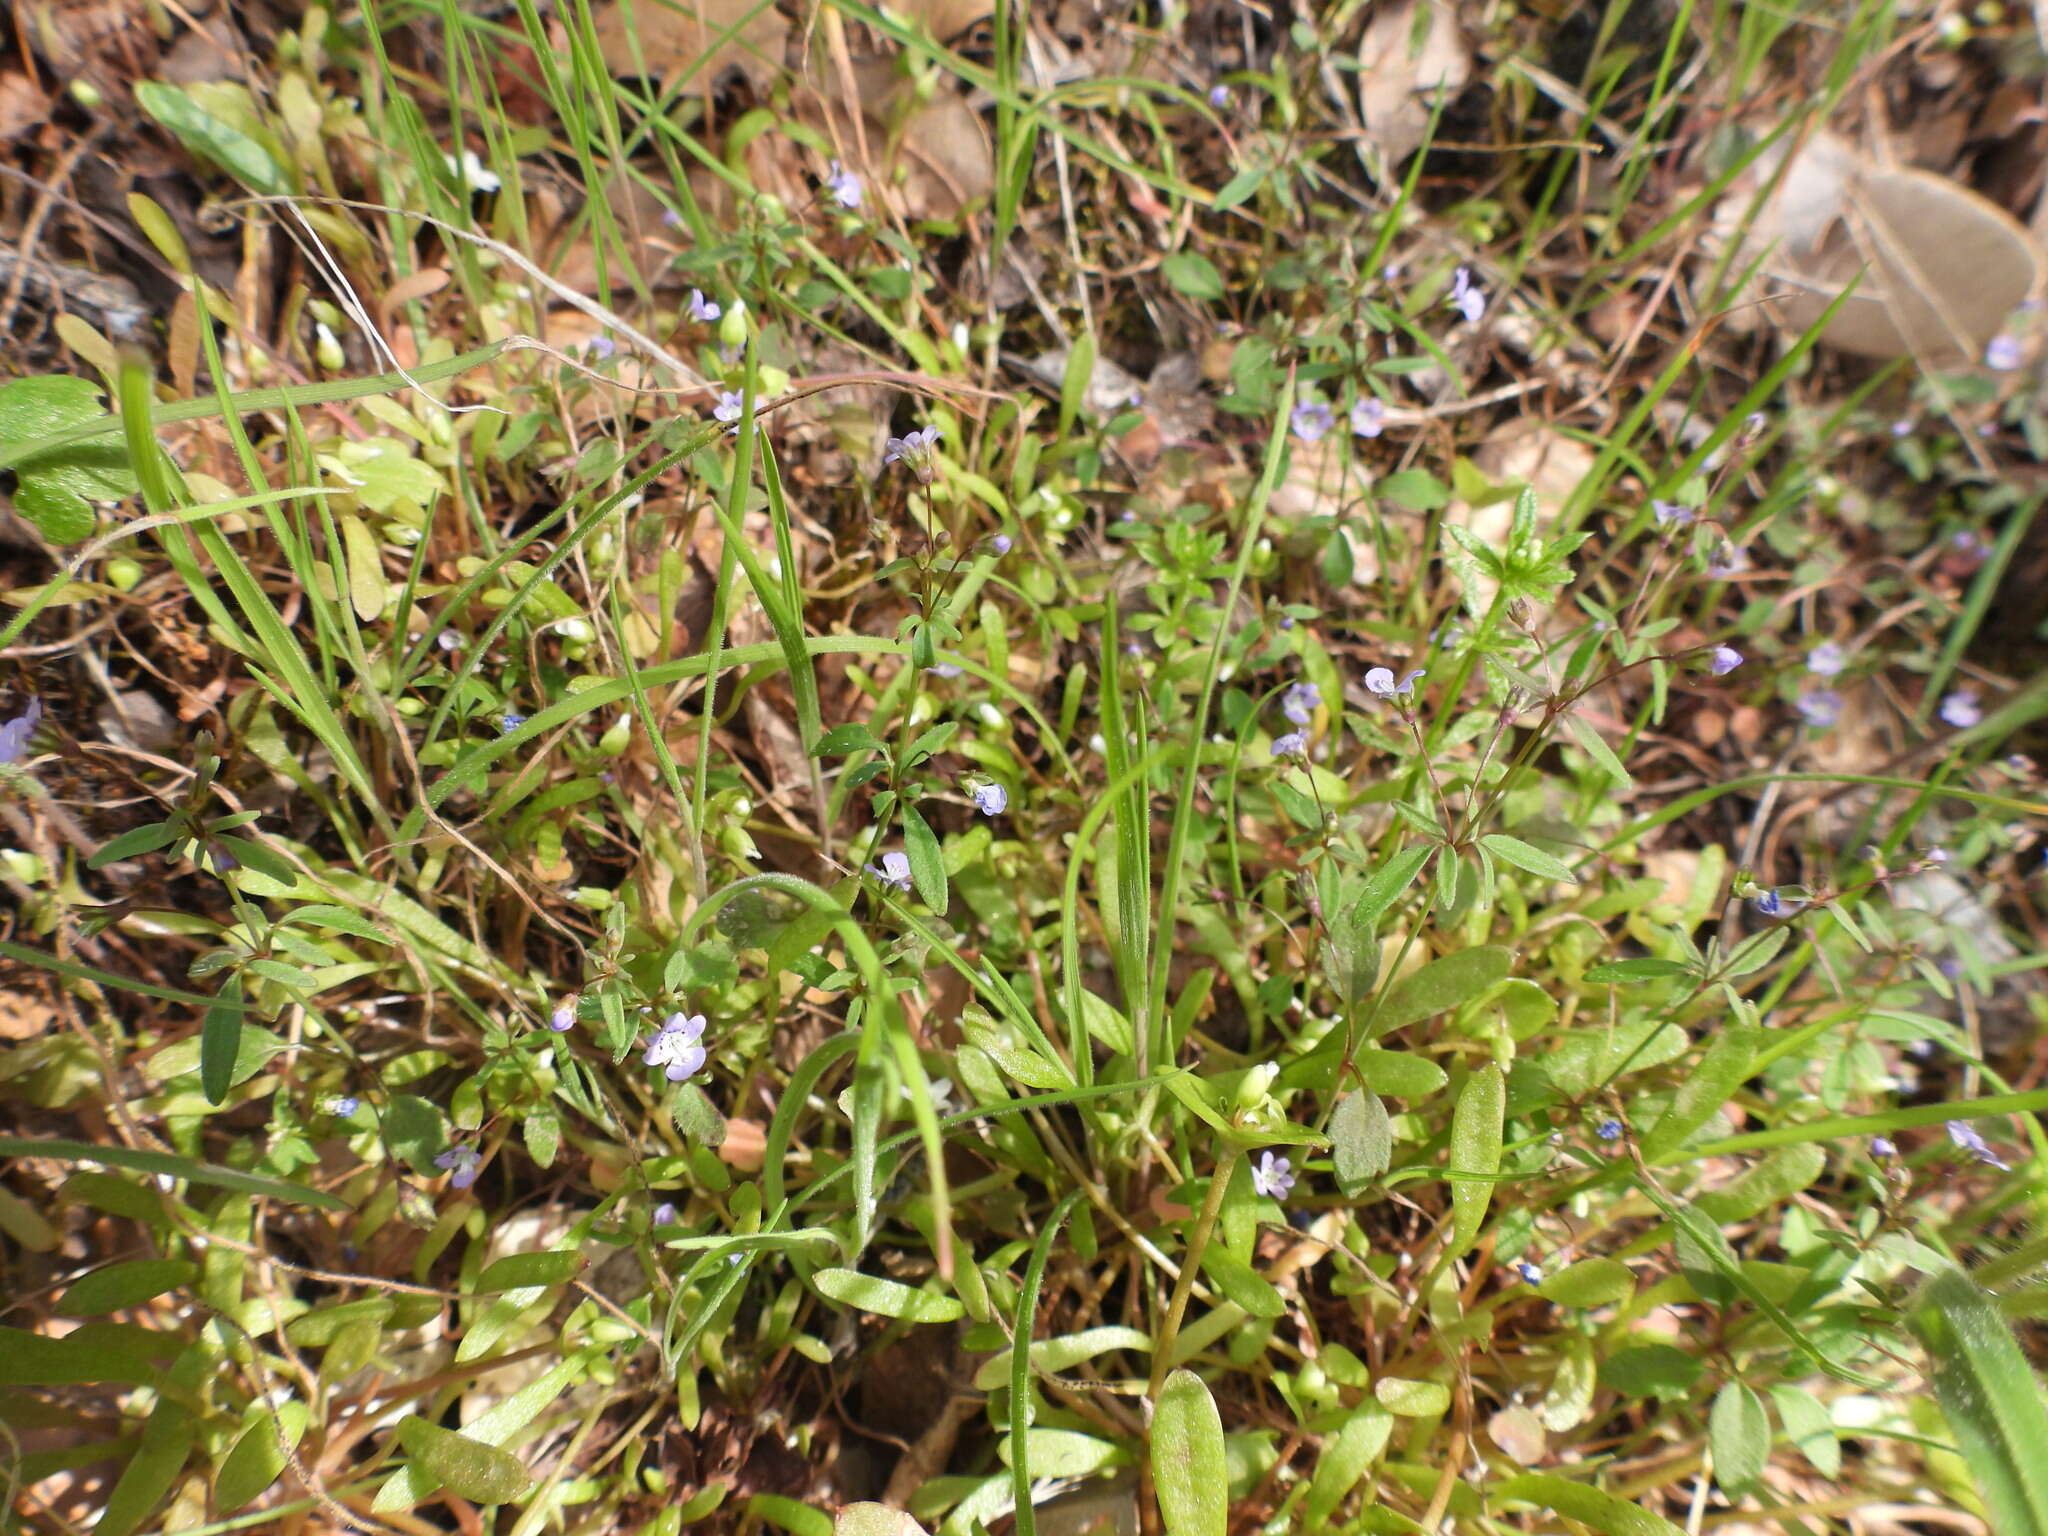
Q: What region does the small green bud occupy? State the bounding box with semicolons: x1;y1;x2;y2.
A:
718;300;748;351
314;322;345;371
598;715;632;755
1234;1062;1279;1112
104;556;144;592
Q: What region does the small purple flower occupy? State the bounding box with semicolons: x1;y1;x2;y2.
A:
1278;615;1295;630
1985;334;2022;371
713;390;745;427
497;713;527;734
1448;265;1486;323
1754;889;1791;918
1595;1118;1623;1142
688;289;722;323
1950;528;1992;562
0;697;41;765
1652;499;1694;528
1946;1119;2011;1170
1709;645;1743;676
1364;666;1424;698
1208;83;1230;109
866;850;913;892
971;782;1008;816
1871;1136;1897;1159
1807;642;1846;678
824;160;863;209
434;1144;482;1190
1290;398;1334;442
643;1011;708;1082
587;335;616;360
1350;397;1385;438
1516;1261;1543;1284
1890;418;1913;438
926;662;963;678
1251;1150;1295;1199
1795;689;1843;729
332;1096;361;1117
548;998;576;1032
1708;542;1749;579
1938;690;1982;729
1925;846;1950;865
885;425;941;465
661;209;684;229
436;629;463;652
990;533;1013;555
652;1201;679;1226
1270;730;1308;759
1282;680;1321;725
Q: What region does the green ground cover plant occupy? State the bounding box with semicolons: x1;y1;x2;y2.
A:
2;0;2047;1533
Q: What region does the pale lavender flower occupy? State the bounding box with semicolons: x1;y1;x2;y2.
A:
989;533;1012;554
1208;84;1230;109
1890;418;1912;438
1595;1118;1623;1142
1808;642;1846;678
1946;1119;2011;1170
867;850;913;892
1282;681;1321;724
972;782;1008;816
0;698;42;765
548;998;576;1032
688;289;722;323
1708;542;1749;579
713;391;745;427
1364;666;1424;698
652;1201;679;1226
497;713;527;734
1709;645;1743;676
825;160;863;209
332;1096;361;1117
1754;889;1792;918
1270;730;1308;759
1652;499;1693;528
1938;690;1982;729
1251;1150;1295;1199
587;335;616;360
1448;265;1486;323
1951;528;1992;562
661;209;684;229
1350;397;1385;438
1516;1261;1542;1284
1795;689;1843;728
434;1144;482;1189
884;425;942;470
1290;398;1334;442
643;1011;708;1082
1985;334;2022;371
1871;1136;1897;1158
436;629;463;652
926;662;963;678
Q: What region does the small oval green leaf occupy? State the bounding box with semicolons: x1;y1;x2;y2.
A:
813;1268;964;1324
1152;1369;1226;1536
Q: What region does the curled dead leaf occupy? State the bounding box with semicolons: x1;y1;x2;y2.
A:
1728;129;2045;364
1355;0;1471;180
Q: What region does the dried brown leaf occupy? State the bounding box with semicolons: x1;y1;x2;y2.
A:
1737;129;2045;363
590;0;786;94
1355;0;1470;178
